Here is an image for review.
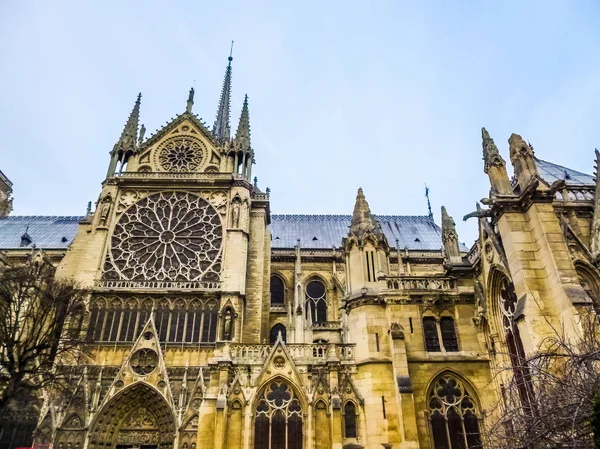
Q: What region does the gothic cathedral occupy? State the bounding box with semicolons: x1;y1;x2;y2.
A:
0;55;597;449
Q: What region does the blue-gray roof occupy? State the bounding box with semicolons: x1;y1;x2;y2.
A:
270;214;456;251
0;216;82;249
536;158;593;187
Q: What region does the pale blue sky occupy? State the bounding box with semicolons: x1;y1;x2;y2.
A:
1;1;599;246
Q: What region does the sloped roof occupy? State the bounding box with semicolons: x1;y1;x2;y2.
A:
536;158;594;187
269;214;458;251
0;214;464;252
0;216;82;249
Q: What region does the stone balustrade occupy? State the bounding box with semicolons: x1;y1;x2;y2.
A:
383;276;456;292
94;279;221;291
226;343;355;364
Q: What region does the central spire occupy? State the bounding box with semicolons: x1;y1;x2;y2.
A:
212;44;233;142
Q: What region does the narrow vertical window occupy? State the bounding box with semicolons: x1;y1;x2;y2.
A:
381;396;386;419
270;275;285;305
365;252;371;282
305;279;327;324
87;305;99;341
423;317;441;352
344;402;357;438
375;333;380;352
440;317;459;352
370;252;376;280
409;317;414;333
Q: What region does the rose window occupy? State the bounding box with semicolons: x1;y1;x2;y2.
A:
130;349;158;375
158;137;203;172
102;191;222;283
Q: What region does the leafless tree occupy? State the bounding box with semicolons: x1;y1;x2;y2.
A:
0;254;89;420
484;310;600;449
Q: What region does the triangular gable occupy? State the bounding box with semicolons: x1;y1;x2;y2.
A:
99;317;174;411
139;111;218;152
339;371;364;405
57;372;88;429
254;338;304;391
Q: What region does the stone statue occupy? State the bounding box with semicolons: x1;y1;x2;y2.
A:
223;309;233;340
474;280;487;325
232;199;241;228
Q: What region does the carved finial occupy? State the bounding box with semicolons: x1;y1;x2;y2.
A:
86;201;92;215
253;176;258;188
441;206;461;265
266;187;271;196
481;127;513;196
186;87;195;113
508;133;538;189
213;50;233;141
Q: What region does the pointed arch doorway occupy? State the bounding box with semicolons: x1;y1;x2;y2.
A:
88;382;176;449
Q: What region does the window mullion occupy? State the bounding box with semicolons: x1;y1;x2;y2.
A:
437;319;446;353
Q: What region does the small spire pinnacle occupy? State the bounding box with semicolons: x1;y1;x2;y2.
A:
117;93;141;152
86;201;92;216
235;94;251;151
186;87;195;113
441;206;461;264
213;50;233;141
425;184;433;220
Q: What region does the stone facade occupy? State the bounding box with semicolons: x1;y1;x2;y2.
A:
0;59;598;449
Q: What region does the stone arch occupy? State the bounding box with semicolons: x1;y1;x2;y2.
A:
574;260;600;307
252;376;307;449
88;382;176;449
426;370;483;449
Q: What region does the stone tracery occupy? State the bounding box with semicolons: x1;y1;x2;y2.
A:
158;137;204;172
103;191;222;283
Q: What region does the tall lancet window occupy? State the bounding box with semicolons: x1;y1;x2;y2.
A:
305;279;327;324
429;374;482;449
498;277;535;413
254;381;302;449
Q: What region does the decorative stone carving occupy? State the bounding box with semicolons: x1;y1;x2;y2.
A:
98;194;112;227
130;349;158;376
102;191;222;283
157;136;204;172
389;322;404;340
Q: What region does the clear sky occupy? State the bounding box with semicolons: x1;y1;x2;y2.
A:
1;0;599;247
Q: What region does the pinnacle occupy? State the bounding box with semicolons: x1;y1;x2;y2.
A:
235;94;251;151
117;93;141;151
213;55;233;141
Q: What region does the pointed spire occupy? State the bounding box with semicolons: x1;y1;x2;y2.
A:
186;87;195;113
213;48;233;141
349;188;382;240
508;133;538;190
441;206;461;264
235;94;251;151
117;93;141;152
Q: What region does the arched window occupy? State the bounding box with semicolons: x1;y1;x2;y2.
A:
428;374;482;449
575;263;600;308
498;277;535;412
344;401;357;438
271;275;285;305
254;381;302;449
305;279;327;324
270;324;286;344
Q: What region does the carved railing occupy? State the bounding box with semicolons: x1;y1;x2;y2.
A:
383;276;456;292
554;186;594;202
114;172;234;180
312;321;342;330
94;279;221;291
227;343;355;364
